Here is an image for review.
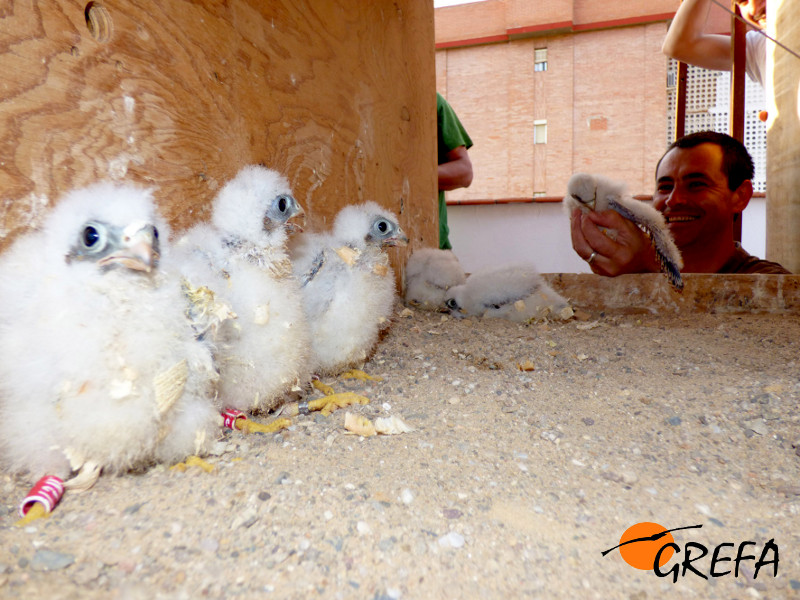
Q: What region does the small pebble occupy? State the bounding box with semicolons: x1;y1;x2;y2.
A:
356;521;371;535
743;419;768;436
400;489;414;505
30;550;75;572
231;508;258;529
438;531;465;549
667;416;682;426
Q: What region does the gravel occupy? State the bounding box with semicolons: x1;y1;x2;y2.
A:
1;305;799;598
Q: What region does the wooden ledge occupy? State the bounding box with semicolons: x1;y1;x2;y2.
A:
542;273;800;315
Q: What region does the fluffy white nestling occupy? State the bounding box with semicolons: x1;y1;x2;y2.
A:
175;165;311;413
291;201;408;375
0;183;220;486
404;248;466;310
444;264;572;323
565;172;683;290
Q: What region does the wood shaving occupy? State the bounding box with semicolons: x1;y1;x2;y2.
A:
334;246;360;266
154;359;188;417
344;412;376;437
374;415;414;434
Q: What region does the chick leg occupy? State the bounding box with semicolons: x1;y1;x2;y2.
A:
281;392;370;417
221;408;291;435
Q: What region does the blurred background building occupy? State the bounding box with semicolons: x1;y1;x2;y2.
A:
435;0;767;273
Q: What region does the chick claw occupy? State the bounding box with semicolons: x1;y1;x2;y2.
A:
171;455;215;473
308;392;370;416
312;379;336;396
236;416;291;435
339;369;383;383
15;502;48;527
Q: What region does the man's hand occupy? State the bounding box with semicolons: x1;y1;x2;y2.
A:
570;208;661;276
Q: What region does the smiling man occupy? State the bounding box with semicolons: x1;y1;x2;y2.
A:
570;131;791;275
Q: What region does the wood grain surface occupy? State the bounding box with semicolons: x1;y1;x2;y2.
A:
0;1;437;280
765;0;800;273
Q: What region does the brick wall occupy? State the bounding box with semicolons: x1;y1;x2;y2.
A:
435;0;735;201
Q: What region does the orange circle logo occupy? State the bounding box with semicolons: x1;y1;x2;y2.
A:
618;522;675;570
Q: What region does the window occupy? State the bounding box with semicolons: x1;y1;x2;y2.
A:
533;120;547;144
534;48;548;72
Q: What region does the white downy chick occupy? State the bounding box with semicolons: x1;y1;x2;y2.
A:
565;172;683;290
175;165;311;413
404;248;466;310
0;183;220;489
291;201;408;375
444;264;572;323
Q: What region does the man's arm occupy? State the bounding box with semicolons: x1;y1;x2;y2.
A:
570;208;662;276
662;0;733;72
438;145;473;192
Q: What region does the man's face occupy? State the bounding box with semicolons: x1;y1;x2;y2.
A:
736;0;766;28
653;144;743;250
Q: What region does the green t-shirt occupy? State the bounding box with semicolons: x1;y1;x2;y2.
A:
437;93;473;250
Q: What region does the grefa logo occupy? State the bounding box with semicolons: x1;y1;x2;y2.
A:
603;522;779;582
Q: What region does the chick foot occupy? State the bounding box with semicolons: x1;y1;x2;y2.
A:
339;369;383;383
170;455;215;474
312;378;336;396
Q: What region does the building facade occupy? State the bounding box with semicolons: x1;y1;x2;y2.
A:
435;0;768;273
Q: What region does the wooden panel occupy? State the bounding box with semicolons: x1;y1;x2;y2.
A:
765;0;800;271
0;0;437;279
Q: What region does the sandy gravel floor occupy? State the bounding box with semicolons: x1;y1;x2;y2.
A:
1;304;799;599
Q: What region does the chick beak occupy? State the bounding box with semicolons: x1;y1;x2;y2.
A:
571;194;595;210
385;226;410;248
98;223;159;273
285;205;306;234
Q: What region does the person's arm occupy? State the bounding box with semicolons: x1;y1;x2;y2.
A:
569;208;661;276
438;145;473;191
662;0;733;72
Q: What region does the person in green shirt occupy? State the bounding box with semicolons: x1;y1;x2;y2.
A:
437;92;473;250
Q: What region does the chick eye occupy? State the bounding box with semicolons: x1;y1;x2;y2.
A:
83;226;99;247
377;220;389;233
277;195;289;214
80;223;107;252
445;298;458;310
153;226;159;240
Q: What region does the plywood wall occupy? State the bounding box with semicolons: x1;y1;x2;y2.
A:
0;0;437;278
765;0;800;272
